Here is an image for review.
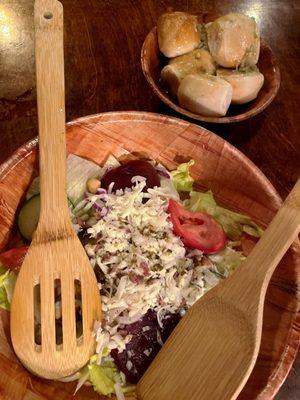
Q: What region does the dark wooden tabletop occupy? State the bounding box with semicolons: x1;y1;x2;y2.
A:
0;0;299;398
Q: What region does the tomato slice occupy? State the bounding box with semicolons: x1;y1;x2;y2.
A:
0;246;29;273
167;199;227;254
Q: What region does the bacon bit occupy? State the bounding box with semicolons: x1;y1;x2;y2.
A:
101;253;110;261
118;329;128;337
76;217;85;227
140;261;150;276
129;272;144;284
179;299;186;308
94;244;101;252
158;298;166;306
200;255;214;269
110;265;118;274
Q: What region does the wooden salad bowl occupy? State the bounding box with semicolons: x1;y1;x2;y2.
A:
141;27;281;123
0;111;299;399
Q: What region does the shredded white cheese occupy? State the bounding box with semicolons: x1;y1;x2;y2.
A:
74;178;235;358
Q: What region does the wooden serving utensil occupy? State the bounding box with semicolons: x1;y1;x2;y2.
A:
10;0;101;379
137;179;300;400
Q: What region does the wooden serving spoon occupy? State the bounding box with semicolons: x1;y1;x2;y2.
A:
10;0;101;379
137;179;300;400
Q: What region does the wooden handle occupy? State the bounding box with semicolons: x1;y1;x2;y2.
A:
34;0;69;232
223;178;300;310
245;178;300;277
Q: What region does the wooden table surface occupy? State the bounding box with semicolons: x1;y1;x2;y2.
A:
0;0;299;398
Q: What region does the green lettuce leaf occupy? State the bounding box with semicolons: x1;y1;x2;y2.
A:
88;353;120;397
0;267;16;311
170;160;195;192
209;246;246;275
188;190;218;215
26;154;102;205
86;352;135;397
88;361;118;396
187;190;263;240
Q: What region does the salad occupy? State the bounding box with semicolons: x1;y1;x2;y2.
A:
0;154;263;399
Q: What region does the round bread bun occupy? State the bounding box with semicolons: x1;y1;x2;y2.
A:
206;12;260;68
217;68;264;104
161;49;216;96
169;49;216;74
178;74;233;117
161;64;190;97
157;11;201;58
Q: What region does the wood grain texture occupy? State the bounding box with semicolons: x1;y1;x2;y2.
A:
10;0;102;380
138;179;300;400
34;0;68;220
141;27;280;123
0;111;299;399
0;0;298;198
0;0;299;397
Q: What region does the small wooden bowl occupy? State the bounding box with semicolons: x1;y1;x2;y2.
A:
141;27;281;123
0;112;299;399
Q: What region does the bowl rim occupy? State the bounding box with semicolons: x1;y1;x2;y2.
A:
0;110;283;206
0;111;299;400
141;27;281;124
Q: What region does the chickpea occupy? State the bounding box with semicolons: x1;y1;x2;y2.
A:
86;177;101;194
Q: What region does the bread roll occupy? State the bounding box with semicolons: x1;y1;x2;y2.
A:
217;68;264;104
178;74;232;116
161;64;191;97
161;49;216;96
206;13;260;68
169;49;216;74
157;12;201;58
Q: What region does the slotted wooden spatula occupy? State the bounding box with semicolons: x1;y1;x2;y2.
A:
137;179;300;400
10;0;101;379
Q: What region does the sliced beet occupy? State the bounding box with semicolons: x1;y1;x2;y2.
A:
111;309;160;383
111;309;181;383
159;311;181;343
101;160;160;192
